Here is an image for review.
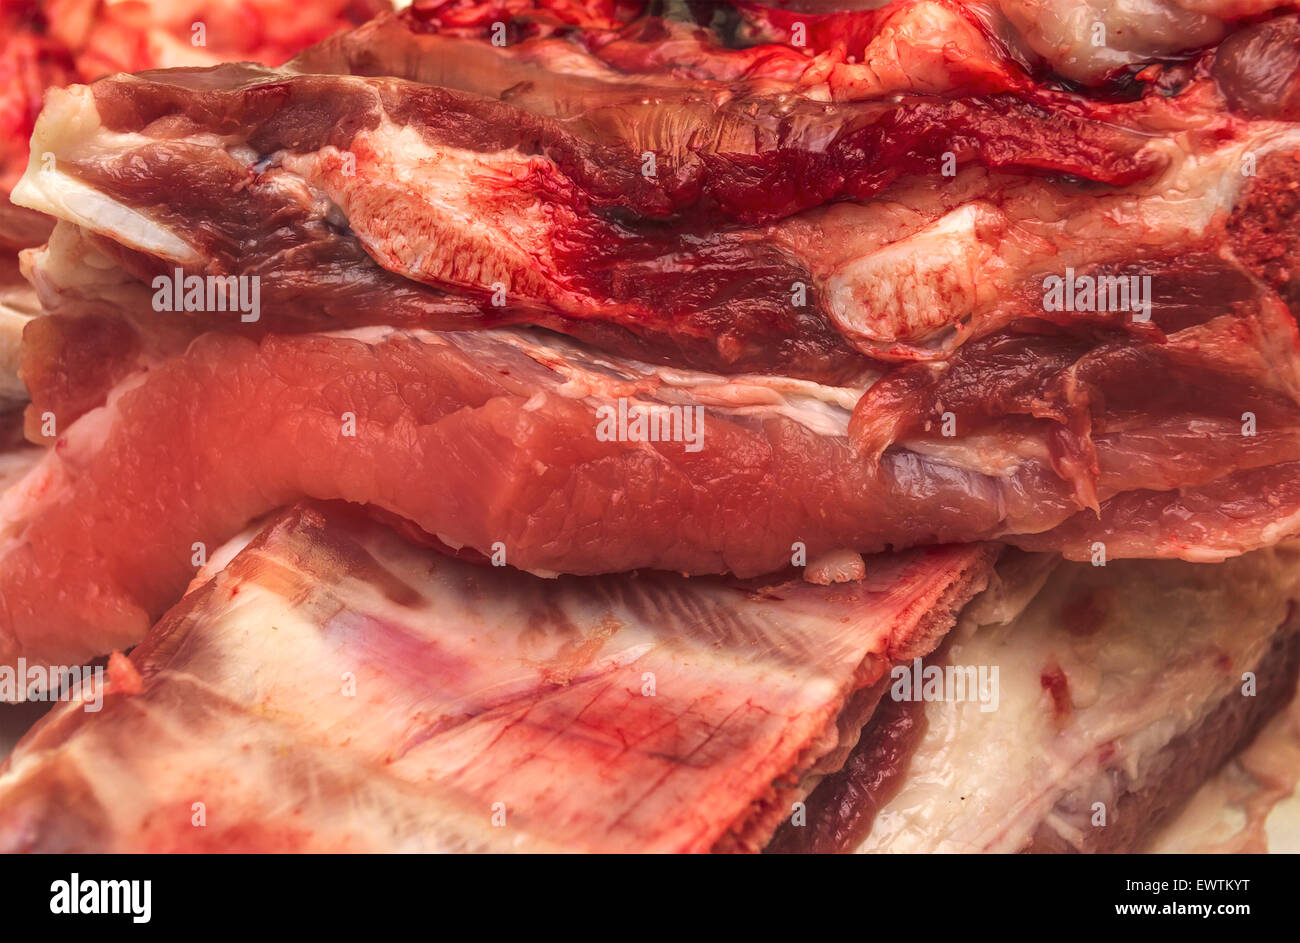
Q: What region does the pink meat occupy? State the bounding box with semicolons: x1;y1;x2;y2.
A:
5;321;1300;670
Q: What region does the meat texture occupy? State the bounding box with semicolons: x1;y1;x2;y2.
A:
9;314;1300;671
0;503;994;852
1;0;389;249
5;3;1300;676
770;543;1300;853
725;0;1297;86
25;6;1300;377
0;0;393;402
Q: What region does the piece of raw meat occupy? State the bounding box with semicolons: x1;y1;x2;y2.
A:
0;503;995;852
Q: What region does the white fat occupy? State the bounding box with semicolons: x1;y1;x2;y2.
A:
186;522;265;594
900;433;1048;477
497;331;871;434
995;0;1226;84
856;545;1300;852
828;202;1003;344
1148;666;1300;852
804;549;868;585
10;85;200;264
1259;508;1300;548
321;325;402;344
324;325;869;437
13;170;198;266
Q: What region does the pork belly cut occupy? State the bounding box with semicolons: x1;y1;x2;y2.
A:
768;544;1300;853
0;504;994;852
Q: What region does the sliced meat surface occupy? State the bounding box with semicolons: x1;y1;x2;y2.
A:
0;0;395;396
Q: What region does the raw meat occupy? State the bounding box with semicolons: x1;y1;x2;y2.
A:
769;543;1300;852
0;503;994;852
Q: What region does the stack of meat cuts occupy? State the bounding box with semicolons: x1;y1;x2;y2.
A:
0;0;1299;852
